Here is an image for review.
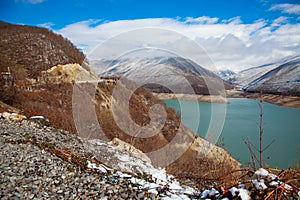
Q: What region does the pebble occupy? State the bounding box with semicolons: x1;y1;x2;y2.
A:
57;190;63;194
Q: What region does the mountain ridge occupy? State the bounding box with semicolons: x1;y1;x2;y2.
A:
243;55;300;95
225;55;300;96
93;56;233;95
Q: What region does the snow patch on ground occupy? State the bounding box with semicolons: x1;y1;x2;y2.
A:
86;138;297;199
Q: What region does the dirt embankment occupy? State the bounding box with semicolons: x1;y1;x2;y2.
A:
0;101;20;113
153;93;229;104
226;90;300;108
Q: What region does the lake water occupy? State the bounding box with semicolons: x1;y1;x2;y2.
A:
164;98;300;169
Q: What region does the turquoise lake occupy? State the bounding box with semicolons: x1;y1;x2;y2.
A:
164;98;300;168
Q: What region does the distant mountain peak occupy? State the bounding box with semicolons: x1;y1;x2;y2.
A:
216;69;236;83
91;56;233;95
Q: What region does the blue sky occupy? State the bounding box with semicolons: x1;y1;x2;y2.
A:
1;0;299;29
1;0;300;71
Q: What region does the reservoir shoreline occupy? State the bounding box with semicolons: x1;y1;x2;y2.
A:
154;91;300;109
153;93;229;104
226;90;300;108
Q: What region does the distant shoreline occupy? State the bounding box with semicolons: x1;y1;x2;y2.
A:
153;93;229;104
226;90;300;108
154;91;300;108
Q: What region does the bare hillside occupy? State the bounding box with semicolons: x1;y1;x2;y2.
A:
0;21;86;79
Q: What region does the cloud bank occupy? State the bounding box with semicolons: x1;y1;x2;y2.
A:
57;5;300;72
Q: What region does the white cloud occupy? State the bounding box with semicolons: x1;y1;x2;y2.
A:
272;16;289;25
270;3;300;15
221;16;242;24
28;0;45;3
57;17;300;72
259;0;270;6
185;16;219;24
37;22;54;29
16;0;47;4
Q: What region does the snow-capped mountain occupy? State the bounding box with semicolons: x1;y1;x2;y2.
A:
217;69;236;83
233;63;281;89
91;57;233;95
233;55;300;95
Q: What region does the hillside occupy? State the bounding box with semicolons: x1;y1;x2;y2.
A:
10;70;240;180
0;21;86;79
232;63;279;89
94;57;233;95
245;56;300;95
232;55;300;95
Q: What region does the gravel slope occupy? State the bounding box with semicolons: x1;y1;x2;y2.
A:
0;119;156;199
0;119;201;199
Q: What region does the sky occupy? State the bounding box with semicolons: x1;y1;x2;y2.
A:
1;0;300;71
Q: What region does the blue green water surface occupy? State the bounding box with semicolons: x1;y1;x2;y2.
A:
164;98;300;168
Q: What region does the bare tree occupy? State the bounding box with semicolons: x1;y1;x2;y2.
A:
243;95;276;168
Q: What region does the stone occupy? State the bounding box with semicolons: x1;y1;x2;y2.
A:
57;190;63;194
120;192;128;199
